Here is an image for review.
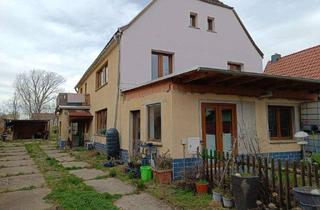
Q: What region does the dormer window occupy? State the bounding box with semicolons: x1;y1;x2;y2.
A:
228;62;243;71
190;12;198;28
151;51;173;80
207;17;215;31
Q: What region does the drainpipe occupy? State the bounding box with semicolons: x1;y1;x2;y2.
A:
113;30;122;129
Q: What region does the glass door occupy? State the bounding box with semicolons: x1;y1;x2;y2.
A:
202;104;237;153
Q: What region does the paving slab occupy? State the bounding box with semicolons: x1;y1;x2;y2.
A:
0;148;26;153
85;178;135;195
115;193;172;210
61;161;90;169
0;188;52;210
0;174;45;192
0;155;30;161
55;156;76;162
69;168;108;180
0;160;34;168
47;152;69;159
0;165;39;177
0;151;28;157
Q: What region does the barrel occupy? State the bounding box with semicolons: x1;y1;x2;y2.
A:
106;128;120;158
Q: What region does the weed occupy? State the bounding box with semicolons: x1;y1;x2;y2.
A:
136;180;146;191
110;169;117;177
25;143;118;210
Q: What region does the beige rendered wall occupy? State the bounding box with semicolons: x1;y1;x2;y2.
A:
120;82;173;157
58;110;69;141
170;88;301;159
78;44;120;144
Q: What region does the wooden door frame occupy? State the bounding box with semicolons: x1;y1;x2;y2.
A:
201;103;237;154
130;110;141;156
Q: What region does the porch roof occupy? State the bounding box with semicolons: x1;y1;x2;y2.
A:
123;68;320;101
68;110;93;120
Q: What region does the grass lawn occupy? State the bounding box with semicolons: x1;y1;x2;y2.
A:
68;148;225;210
25;143;119;210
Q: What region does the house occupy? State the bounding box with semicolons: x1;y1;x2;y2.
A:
57;0;320;179
56;93;92;147
265;45;320;152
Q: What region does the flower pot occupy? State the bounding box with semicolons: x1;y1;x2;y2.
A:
154;169;172;184
222;196;234;208
212;191;222;202
196;183;209;194
293;186;320;210
232;175;260;210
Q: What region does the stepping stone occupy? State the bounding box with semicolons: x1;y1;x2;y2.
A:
0;174;45;192
0;151;28;157
85;178;135;195
61;161;89;169
0;188;52;210
115;193;172;210
69;168;108;180
0;165;39;177
56;156;76;162
0;160;34;168
47;152;69;159
0;155;30;162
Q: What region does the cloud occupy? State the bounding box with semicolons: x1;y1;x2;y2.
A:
0;0;147;101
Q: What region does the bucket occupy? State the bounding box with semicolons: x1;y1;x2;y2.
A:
140;166;152;181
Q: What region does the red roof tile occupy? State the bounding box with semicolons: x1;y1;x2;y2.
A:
264;45;320;80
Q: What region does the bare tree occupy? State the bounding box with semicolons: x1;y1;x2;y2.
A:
0;92;20;120
15;70;65;118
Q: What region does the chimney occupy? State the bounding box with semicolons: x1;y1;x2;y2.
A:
271;53;281;63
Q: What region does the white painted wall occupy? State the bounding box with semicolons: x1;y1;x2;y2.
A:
120;0;263;89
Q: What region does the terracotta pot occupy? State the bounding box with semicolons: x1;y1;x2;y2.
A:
154;169;172;184
196;182;209;194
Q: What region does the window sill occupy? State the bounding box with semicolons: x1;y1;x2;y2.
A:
189;26;200;30
95;83;108;92
270;140;297;144
146;141;162;147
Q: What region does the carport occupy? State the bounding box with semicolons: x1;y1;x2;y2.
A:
5;120;50;140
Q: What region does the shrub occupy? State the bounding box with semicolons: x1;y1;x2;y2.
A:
137;180;145;190
312;153;320;164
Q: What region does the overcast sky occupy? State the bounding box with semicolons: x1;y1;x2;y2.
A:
0;0;320;102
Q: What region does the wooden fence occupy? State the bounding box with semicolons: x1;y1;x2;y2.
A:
200;149;320;209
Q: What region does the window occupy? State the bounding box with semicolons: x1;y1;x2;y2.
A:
96;109;107;134
268;106;294;140
190;13;197;28
148;103;161;141
151;51;173;80
207;17;215;31
96;63;108;89
85;83;87;94
228;62;243;71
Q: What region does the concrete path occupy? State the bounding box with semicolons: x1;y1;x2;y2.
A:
0;142;52;210
69;168;108;180
115;193;173;210
85;178;135;195
41;144;173;210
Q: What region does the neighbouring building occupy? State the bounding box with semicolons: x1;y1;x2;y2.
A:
31;113;57;131
57;0;320;179
265;45;320;153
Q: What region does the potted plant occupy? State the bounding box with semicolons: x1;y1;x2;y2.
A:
127;154;142;178
222;191;234;208
195;179;209;194
232;173;260;210
212;187;223;202
153;151;173;184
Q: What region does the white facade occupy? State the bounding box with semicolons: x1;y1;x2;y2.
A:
119;0;263;90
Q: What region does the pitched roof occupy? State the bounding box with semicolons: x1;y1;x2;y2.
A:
264;45;320;80
198;0;233;9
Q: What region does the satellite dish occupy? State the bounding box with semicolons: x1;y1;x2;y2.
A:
294;131;309;138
